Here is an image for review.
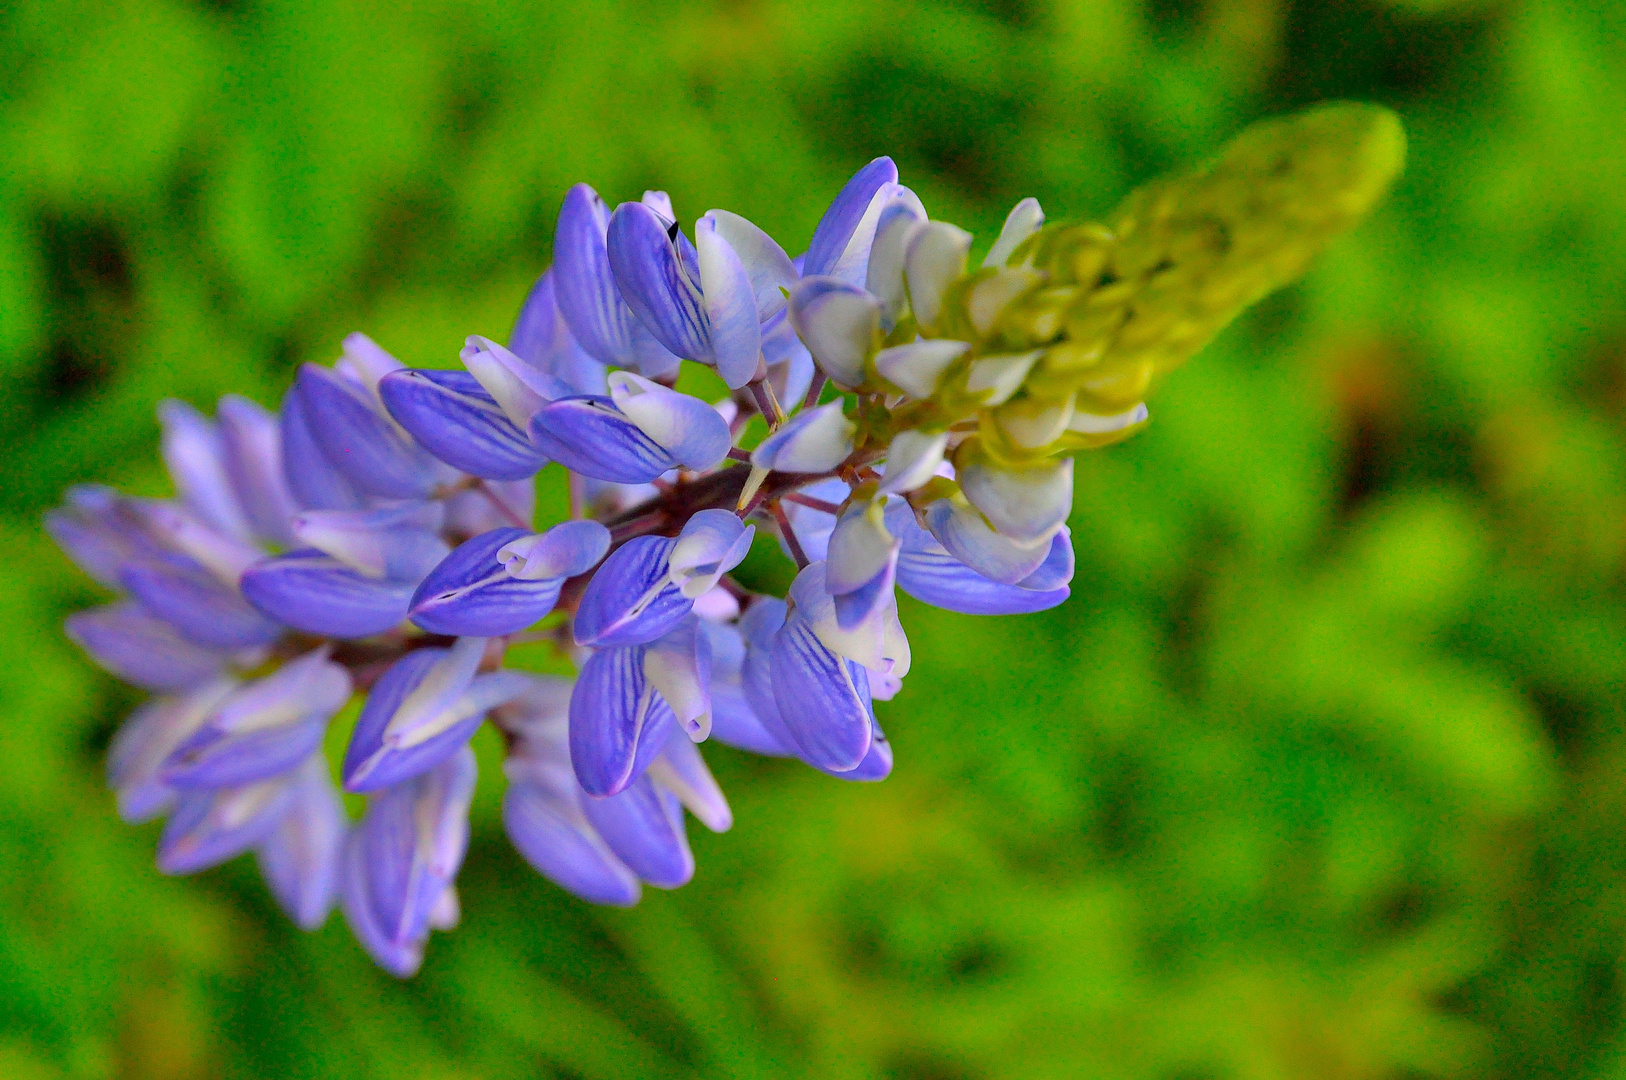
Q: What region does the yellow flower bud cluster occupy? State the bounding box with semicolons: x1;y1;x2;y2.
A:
886;101;1406;474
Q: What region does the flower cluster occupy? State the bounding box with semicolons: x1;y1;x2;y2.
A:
48;102;1403;976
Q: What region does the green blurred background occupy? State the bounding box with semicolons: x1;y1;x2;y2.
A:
2;0;1624;1076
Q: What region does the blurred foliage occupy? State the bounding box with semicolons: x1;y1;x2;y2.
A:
2;0;1625;1077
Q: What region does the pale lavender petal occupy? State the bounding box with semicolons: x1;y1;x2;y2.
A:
750;401;854;473
606;201;710;360
923;498;1052;584
497;519;610;580
157;770;299;875
803;157;898;280
649;725;731;831
120;557;283;649
668;509;754;598
217;395;301;546
704;209;799;320
1017;527;1075;592
642;619;713;741
503;780;641;906
769;608;874;772
257;754;347;930
158;399;255;543
508;269;611;396
554;184;643;367
696;212;764;388
295;364;444;500
888;503;1070;615
66;602;231;691
607;372;731;471
983;196;1045;268
866;193;928;325
291;502;449;581
460;334;567;428
45;485;169;588
339;828;423;978
162;648;352;789
958;456;1074;545
787;277;879;388
108;678;237;822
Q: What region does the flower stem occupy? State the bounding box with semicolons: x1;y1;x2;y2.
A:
783;492;841;514
770;500;810;569
801;370;827;412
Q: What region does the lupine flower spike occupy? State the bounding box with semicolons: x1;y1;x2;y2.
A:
48;102;1403;975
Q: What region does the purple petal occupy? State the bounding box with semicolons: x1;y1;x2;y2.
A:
157;769;300;875
528;395;679;484
257;755;347;930
279;385;362;512
108;679;237;822
294;365;445;500
502;780;641;906
750;401;855;473
45;485;169;589
572;536;693;648
290;502;449;581
349;749;475;963
803;157;899;280
669;508;754;598
409;528;566;637
568;644;677;797
119;557;283;650
580;775;694;889
554;184;643;367
1017;527;1075;591
922;498;1052;584
217;395;301;546
240;550;416;638
508;269;612;397
161;649;352;789
379;369;546;481
345;646;527;793
769;608;874;772
65;602;231;692
650;727;731;831
889;504;1069;615
607;372;732;471
606;201;711;361
339;828;424;977
702;619;792;757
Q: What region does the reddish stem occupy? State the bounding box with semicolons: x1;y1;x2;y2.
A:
770;500;810;569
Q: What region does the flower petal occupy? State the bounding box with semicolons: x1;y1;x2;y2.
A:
346;644;529;792
874;340;969;399
66;602;231;692
877;429;949;495
529;395;678;484
580;775;694;889
642;619;713;741
803;157;898;282
922;497;1053;584
958;455;1074;544
607;371;732;471
158;399;255;544
120;557;283;649
750;401;855;473
291;502;449;581
257;755;347;930
157;768;300;875
109;678;237;823
892;512;1070;615
606;201;710;360
502;778;641;906
572;536;694;648
378;368;546;481
668;509;754;599
694;214;764;388
553;184;642;367
162;648;352;789
279;384;362;511
217;395;301;547
648;725;731;832
240;550;417;638
787;277;878;388
461;335;565;429
497;519;610;580
45;485;171;589
409;528;568;637
769;607;874;772
966;350;1044;406
507;268;611;396
295;364;445;500
568;644;677;796
983;196;1045;268
904;220;973;330
705;209;799;321
865;192;928;326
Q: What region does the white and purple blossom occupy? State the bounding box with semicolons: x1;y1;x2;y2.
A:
46;156;1131;981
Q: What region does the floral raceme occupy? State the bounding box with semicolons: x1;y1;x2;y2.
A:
48;103;1404;976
